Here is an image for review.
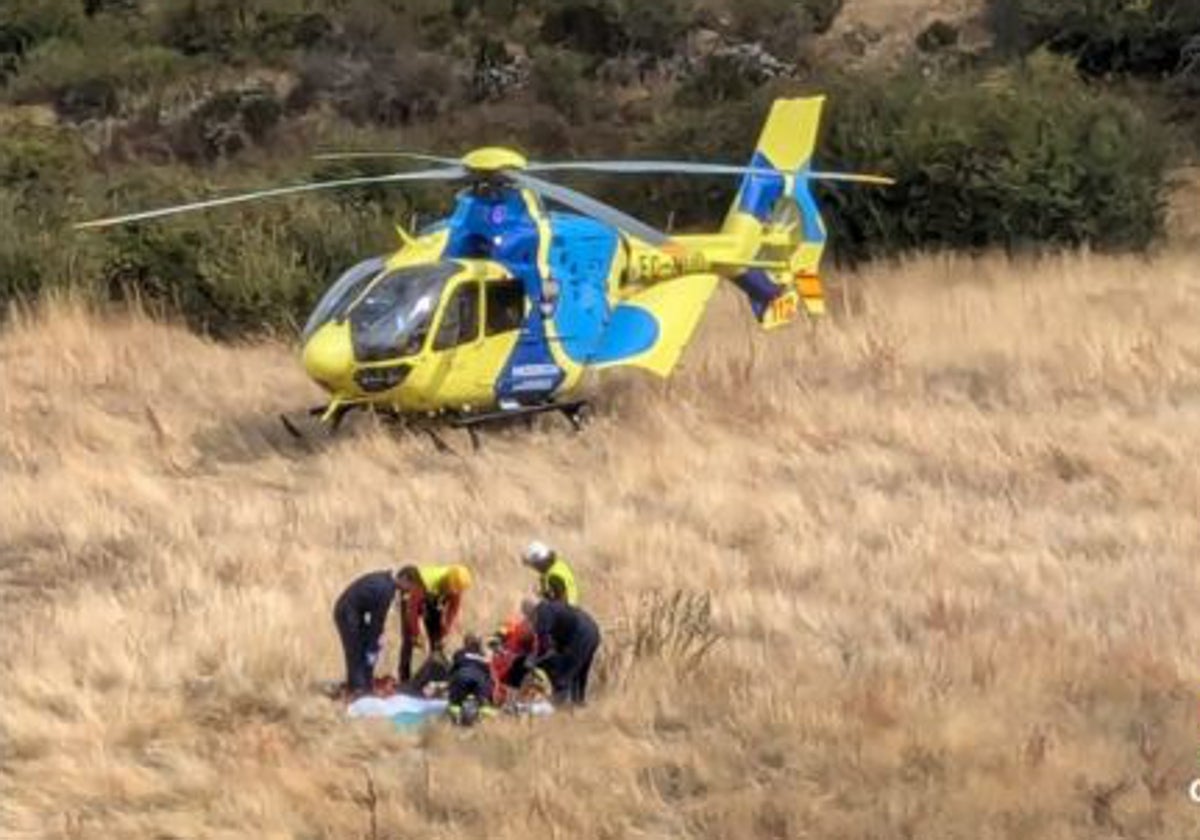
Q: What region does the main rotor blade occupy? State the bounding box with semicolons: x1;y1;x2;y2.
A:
310;154;897;186
313;150;459;166
527;160;895;186
527;160;763;177
508;171;672;247
806;171;896;186
75;166;466;230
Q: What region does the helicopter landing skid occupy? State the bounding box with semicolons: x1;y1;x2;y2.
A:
279;403;354;439
450;399;590;430
278;399;590;450
449;399;590;449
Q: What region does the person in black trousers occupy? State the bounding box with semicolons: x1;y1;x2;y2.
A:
332;569;398;696
524;598;601;705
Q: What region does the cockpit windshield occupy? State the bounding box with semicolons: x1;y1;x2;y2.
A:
350;262;461;362
302;257;385;342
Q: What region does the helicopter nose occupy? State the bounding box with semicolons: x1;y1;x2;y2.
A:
303;322;355;391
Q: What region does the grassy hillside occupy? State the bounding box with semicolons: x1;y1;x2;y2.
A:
3;250;1199;838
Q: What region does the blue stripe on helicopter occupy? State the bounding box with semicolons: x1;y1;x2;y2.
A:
441;190;565;402
737;152;786;222
497;307;566;400
590;305;660;363
794;170;827;244
733;269;784;321
547;213;618;364
546;213;659;365
737;153;827;245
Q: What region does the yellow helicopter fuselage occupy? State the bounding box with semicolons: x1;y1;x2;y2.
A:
298;205;726;417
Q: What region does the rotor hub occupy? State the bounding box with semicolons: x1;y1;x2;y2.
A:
462;146;528;174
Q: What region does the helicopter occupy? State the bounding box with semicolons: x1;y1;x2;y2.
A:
77;96;892;434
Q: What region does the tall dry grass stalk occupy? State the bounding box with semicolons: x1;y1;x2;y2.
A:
2;249;1199;838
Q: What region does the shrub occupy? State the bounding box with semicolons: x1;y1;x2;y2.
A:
6;35;188;121
597;589;723;690
0;124;90;205
990;0;1200;78
157;0;328;59
172;86;283;162
613;0;693;56
0;23;34;85
539;1;624;56
82;0;141;17
1;0;85;43
96;200;398;337
158;0;236;57
327;51;460;127
0;214;44;303
820;54;1170;257
530;46;590;120
632;54;1169;258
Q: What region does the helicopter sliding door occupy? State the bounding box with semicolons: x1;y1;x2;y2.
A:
414;276;525;411
465;279;525;402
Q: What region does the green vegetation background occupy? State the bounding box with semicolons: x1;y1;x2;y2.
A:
1;0;1196;335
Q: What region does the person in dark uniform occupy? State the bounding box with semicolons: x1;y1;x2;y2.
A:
445;633;494;726
523;598;601;706
332;569;399;696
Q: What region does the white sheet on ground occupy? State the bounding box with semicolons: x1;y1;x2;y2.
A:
347;694;448;719
345;694;556;722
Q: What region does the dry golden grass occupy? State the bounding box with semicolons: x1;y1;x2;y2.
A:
3;249;1200;839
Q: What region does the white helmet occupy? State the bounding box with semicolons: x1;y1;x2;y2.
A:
522;540;553;565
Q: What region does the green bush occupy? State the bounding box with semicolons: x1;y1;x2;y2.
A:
94;201;401;336
0;124;90;206
6;33;189;120
156;0;334;59
530;46;590;119
539;1;624;56
628;54;1169;257
172;86;284;162
613;0;694;56
990;0;1200;78
821;54;1169;257
0;0;85;43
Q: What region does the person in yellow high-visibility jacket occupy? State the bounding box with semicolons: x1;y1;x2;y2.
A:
520;541;578;605
395;563;473;683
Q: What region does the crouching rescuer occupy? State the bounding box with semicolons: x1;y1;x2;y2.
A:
524;598;601;705
395;563;473;684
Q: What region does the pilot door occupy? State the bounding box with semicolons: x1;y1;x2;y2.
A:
424;277;525;409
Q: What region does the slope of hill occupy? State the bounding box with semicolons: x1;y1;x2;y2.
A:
3;251;1199;838
814;0;991;71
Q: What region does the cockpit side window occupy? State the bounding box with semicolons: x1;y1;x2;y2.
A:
302;256;385;341
485;280;525;336
433;282;481;351
349;262;458;362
